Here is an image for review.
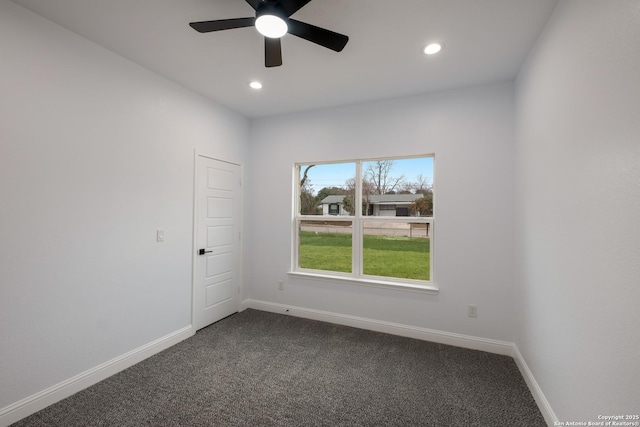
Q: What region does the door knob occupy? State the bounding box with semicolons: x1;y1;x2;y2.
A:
199;248;212;255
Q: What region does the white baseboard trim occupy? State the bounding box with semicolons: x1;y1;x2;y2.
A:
0;325;194;427
241;299;514;356
3;305;558;427
512;344;558;427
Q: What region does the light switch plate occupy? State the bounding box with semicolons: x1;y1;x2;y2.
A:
157;229;165;242
468;304;478;318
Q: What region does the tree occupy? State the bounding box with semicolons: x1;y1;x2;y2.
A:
411;174;432;196
364;160;405;195
342;177;374;215
300;189;317;214
299;165;317;214
341;177;357;215
342;194;355;215
411;194;433;216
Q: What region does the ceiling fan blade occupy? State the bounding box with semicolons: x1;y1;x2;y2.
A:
287;19;349;52
189;17;255;33
265;37;283;67
245;0;261;10
279;0;313;17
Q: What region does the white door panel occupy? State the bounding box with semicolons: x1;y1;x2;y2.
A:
207;196;234;218
194;156;241;330
207;167;234;191
206;280;235;308
207;225;233;247
206;253;233;278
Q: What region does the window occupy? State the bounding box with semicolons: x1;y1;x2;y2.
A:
294;156;434;289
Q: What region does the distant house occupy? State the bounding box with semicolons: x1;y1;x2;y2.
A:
319;194;425;217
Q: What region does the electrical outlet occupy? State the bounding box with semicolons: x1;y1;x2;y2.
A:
278;280;284;291
468;304;478;318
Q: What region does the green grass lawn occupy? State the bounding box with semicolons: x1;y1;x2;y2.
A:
299;231;430;281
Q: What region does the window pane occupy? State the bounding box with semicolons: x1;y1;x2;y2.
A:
362;221;430;281
362;157;433;217
299;163;355;215
298;220;352;273
295;156;433;284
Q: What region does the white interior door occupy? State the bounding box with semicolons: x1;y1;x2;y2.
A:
193;155;241;330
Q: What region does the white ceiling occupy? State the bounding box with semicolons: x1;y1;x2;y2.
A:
12;0;558;118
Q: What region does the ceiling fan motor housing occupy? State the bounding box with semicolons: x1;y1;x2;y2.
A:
256;1;286;20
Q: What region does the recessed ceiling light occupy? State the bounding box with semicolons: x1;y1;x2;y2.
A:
423;43;443;55
249;81;263;90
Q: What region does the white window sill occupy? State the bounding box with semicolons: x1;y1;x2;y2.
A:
287;271;439;295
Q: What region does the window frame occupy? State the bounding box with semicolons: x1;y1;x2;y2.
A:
290;156;437;294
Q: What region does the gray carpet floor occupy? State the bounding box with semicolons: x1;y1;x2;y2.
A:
13;309;545;426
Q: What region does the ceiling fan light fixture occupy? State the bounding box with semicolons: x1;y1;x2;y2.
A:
189;0;349;67
255;14;288;38
423;43;443;55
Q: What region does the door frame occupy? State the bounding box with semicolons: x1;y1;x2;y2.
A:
191;151;244;328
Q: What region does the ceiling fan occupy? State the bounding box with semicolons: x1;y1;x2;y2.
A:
189;0;349;67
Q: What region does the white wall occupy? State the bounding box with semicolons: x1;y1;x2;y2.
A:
0;1;249;415
247;83;516;342
515;0;640;422
9;0;639;423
